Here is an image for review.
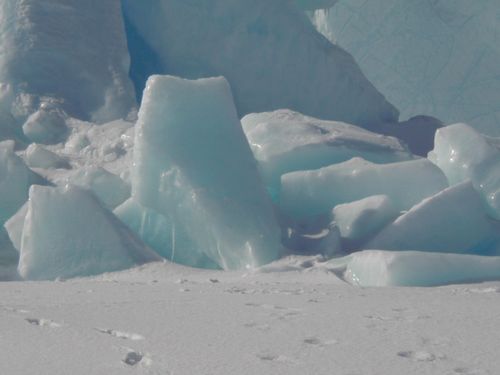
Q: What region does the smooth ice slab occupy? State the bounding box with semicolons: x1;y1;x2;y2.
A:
122;0;398;128
0;0;135;123
280;157;448;217
367;182;500;255
310;0;500;136
429;123;500;220
329;250;500;287
129;75;281;270
333;195;399;246
16;185;160;281
242;110;411;192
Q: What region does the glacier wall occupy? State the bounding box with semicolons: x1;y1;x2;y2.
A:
310;0;500;136
0;0;136;124
121;0;398;128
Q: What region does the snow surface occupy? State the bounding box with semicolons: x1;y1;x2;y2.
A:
1;261;500;374
310;0;500;136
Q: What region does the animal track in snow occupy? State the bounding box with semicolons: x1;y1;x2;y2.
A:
25;318;62;328
96;328;144;341
397;350;440;362
256;353;297;364
122;350;153;367
303;337;338;347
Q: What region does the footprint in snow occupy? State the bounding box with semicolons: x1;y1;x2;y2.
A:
123;350;153;367
453;367;488;375
25;318;62;328
256;353;298;364
303;337;338;347
397;350;443;362
96;328;144;341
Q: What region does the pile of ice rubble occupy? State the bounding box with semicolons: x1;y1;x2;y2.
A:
0;0;498;288
0;73;498;287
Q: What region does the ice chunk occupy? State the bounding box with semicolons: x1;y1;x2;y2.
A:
367;182;500;255
281;157;448;218
65;167;130;209
114;199;220;269
16;185;160;281
242;110;411;193
22;107;68;144
122;0;398;128
25;144;69;170
4;202;27;251
0;0;135;123
429;123;500;219
310;0;500;136
333;195;399;247
128;75;281;270
0;141;33;224
330;250;500;287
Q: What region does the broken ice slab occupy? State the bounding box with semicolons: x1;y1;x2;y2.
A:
128;75;282;270
280;157;447;218
16;185;160;281
333;195;400;248
429;123;500;220
367;182;500;256
329;250;500;287
242;109;412;195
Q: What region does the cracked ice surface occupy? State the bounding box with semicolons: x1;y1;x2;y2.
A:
311;0;500;136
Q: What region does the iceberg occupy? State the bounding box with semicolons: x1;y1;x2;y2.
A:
310;0;500;136
429;123;500;219
242;109;411;194
280;157;448;218
122;75;282;270
16;185;160;281
0;0;135;124
121;0;398;128
330;250;500;287
367;182;500;255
